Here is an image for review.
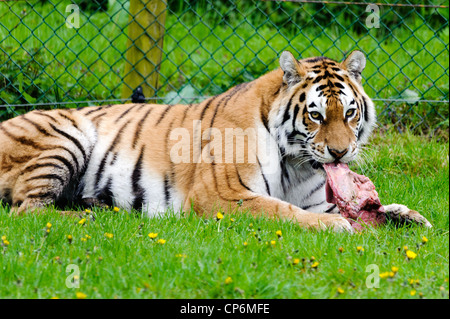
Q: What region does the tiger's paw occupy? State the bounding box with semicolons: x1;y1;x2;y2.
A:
308;214;354;233
384;204;432;228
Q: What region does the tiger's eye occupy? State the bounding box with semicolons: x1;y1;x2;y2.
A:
346;109;356;118
310;111;322;121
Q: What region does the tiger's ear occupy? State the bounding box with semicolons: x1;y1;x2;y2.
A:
280;51;305;88
342;50;366;84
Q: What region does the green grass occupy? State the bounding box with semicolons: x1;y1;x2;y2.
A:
0;131;448;299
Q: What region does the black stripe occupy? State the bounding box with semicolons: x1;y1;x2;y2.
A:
155;105;171;125
0;125;47;150
180;104;191;126
84;106;103;116
209;85;242;130
287;129;307;142
35;111;61;124
97;177;114;206
95;120;131;187
281;96;294;125
91;111;107;123
26;191;55;200
56;146;80;174
272;85;281;97
291;104;300;129
115;104;138;123
58;111;78;128
313;75;323;83
302;200;325;210
49;123;86;159
131;147;145;210
236;168;253;192
199;96;219;122
26;174;65;184
39;155;75;179
316;84;327;92
334;73;344;82
21;116;54;137
304;180;325;200
8;154;33;163
299;92;306;103
21;163;64;175
362;97;369;122
163;174;171;207
257;157;271;196
133;107;153;148
334;82;345;89
260;106;270;133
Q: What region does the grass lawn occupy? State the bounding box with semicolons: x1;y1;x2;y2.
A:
0;131;448;299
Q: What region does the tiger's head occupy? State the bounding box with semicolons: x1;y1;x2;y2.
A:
272;50;376;167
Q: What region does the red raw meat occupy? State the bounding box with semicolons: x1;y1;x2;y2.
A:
323;163;386;231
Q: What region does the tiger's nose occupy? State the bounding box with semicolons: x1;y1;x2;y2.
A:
327;147;348;160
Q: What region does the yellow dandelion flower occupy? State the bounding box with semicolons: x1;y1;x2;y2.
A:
243;242;248;247
216;212;224;220
248;223;253;228
224;276;233;285
270;240;276;246
46;222;52;229
403;245;408;250
409;278;420;285
410;290;416;296
1;235;6;241
113;207;120;212
85;235;91;239
406;250;417;260
67;234;73;244
230;218;235;222
338;247;344;253
389;272;395;278
379;272;390;279
357;246;364;252
2;239;10;246
81;237;87;242
157;239;166;245
85;209;91;214
50;296;59;299
78;218;86;225
276;230;282;237
337;287;344;294
422;236;428;244
76;292;87;299
391;266;399;273
104;232;113;239
310;256;315;261
311;261;319;268
292;258;300;265
148;232;158;239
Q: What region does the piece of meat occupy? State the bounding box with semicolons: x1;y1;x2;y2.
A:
323;163;385;231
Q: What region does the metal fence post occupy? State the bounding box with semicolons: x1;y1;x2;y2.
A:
122;0;167;101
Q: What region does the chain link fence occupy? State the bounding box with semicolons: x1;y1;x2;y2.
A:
0;0;448;138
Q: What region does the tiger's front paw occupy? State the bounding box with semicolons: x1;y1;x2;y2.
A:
384;204;432;228
314;214;354;233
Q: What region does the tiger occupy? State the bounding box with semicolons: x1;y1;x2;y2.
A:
0;50;432;232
